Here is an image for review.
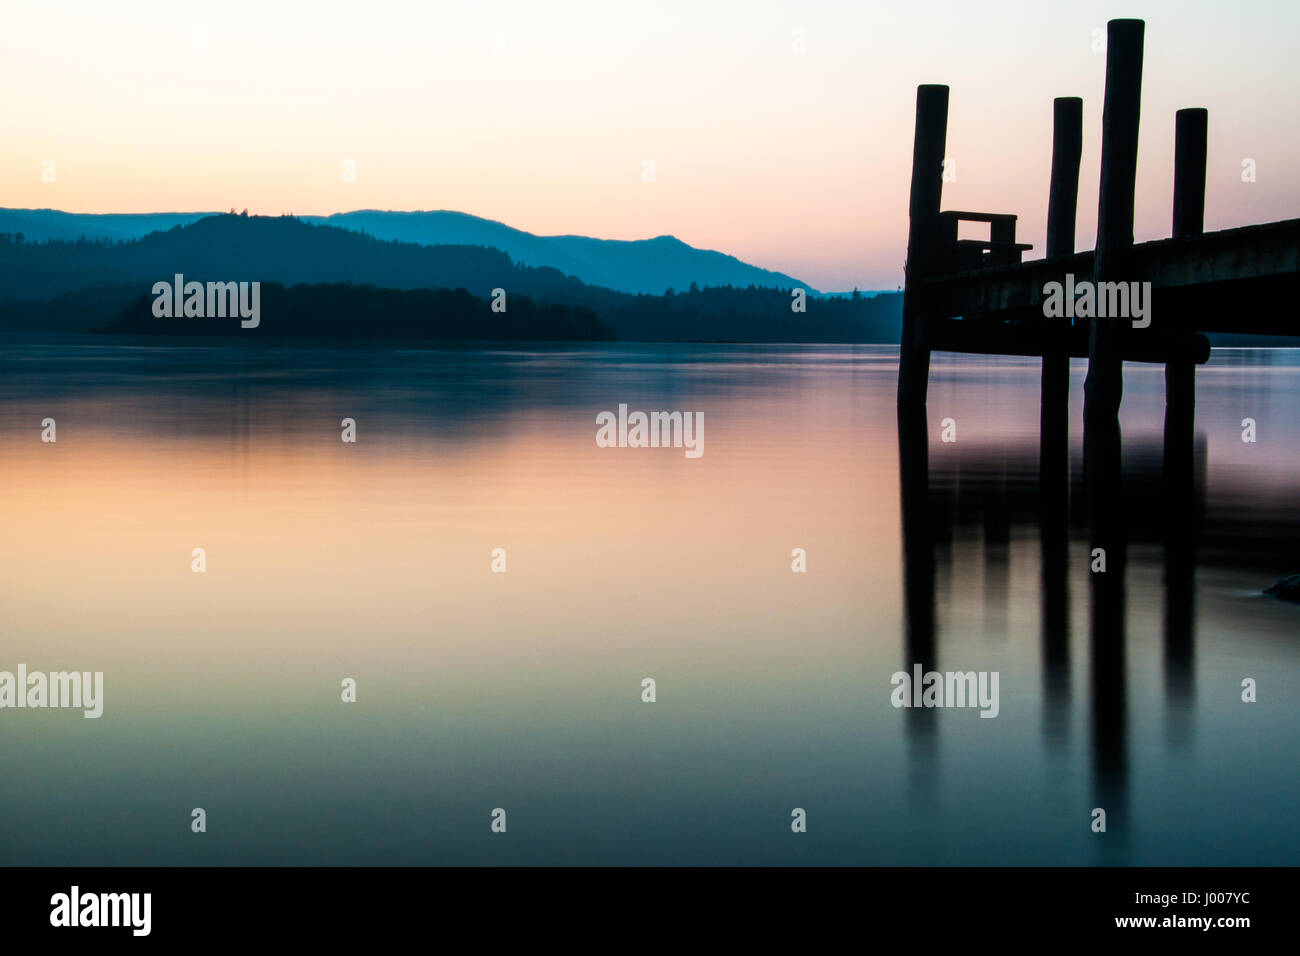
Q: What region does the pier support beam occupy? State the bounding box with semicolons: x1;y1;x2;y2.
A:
1040;96;1082;738
1084;19;1144;555
898;84;949;408
1046;98;1084;259
1163;108;1207;733
1041;96;1083;512
1165;107;1206;483
1172;108;1207;239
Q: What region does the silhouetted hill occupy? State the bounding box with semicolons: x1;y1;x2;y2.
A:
0;213;588;302
0;216;902;343
0;207;817;295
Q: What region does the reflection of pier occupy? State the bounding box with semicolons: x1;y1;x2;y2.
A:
896;421;1300;838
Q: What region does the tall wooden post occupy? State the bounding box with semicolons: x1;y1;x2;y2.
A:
898;84;949;408
1041;97;1083;508
1040;96;1081;738
1172;108;1207;238
1163;108;1206;728
1165;108;1205;467
1083;19;1144;549
1047;98;1085;259
1166;108;1206;452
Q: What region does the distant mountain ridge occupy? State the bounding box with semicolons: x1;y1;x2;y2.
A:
0;207;817;296
0;213;589;304
0;213;901;343
0;208;214;243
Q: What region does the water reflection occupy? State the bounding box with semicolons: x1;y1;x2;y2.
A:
897;393;1297;850
1;339;1297;864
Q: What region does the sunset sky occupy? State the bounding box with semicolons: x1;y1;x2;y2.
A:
3;0;1298;290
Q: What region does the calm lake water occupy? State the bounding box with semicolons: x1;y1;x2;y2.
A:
1;337;1297;865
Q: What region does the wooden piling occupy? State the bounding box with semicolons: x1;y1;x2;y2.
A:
1163;107;1206;663
1164;109;1206;475
1041;96;1083;509
1084;19;1144;554
1047;98;1084;259
898;84;949;407
1166;107;1206;460
1092;19;1145;290
1172;108;1208;239
1040;96;1082;713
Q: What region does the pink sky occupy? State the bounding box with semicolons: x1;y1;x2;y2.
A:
2;0;1297;290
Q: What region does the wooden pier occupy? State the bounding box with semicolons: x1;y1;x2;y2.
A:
897;18;1300;538
894;18;1298;812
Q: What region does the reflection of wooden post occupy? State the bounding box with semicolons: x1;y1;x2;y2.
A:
1041;97;1083;512
1090;519;1129;830
898;85;949;408
898;408;934;654
1084;19;1144;552
897;404;936;743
